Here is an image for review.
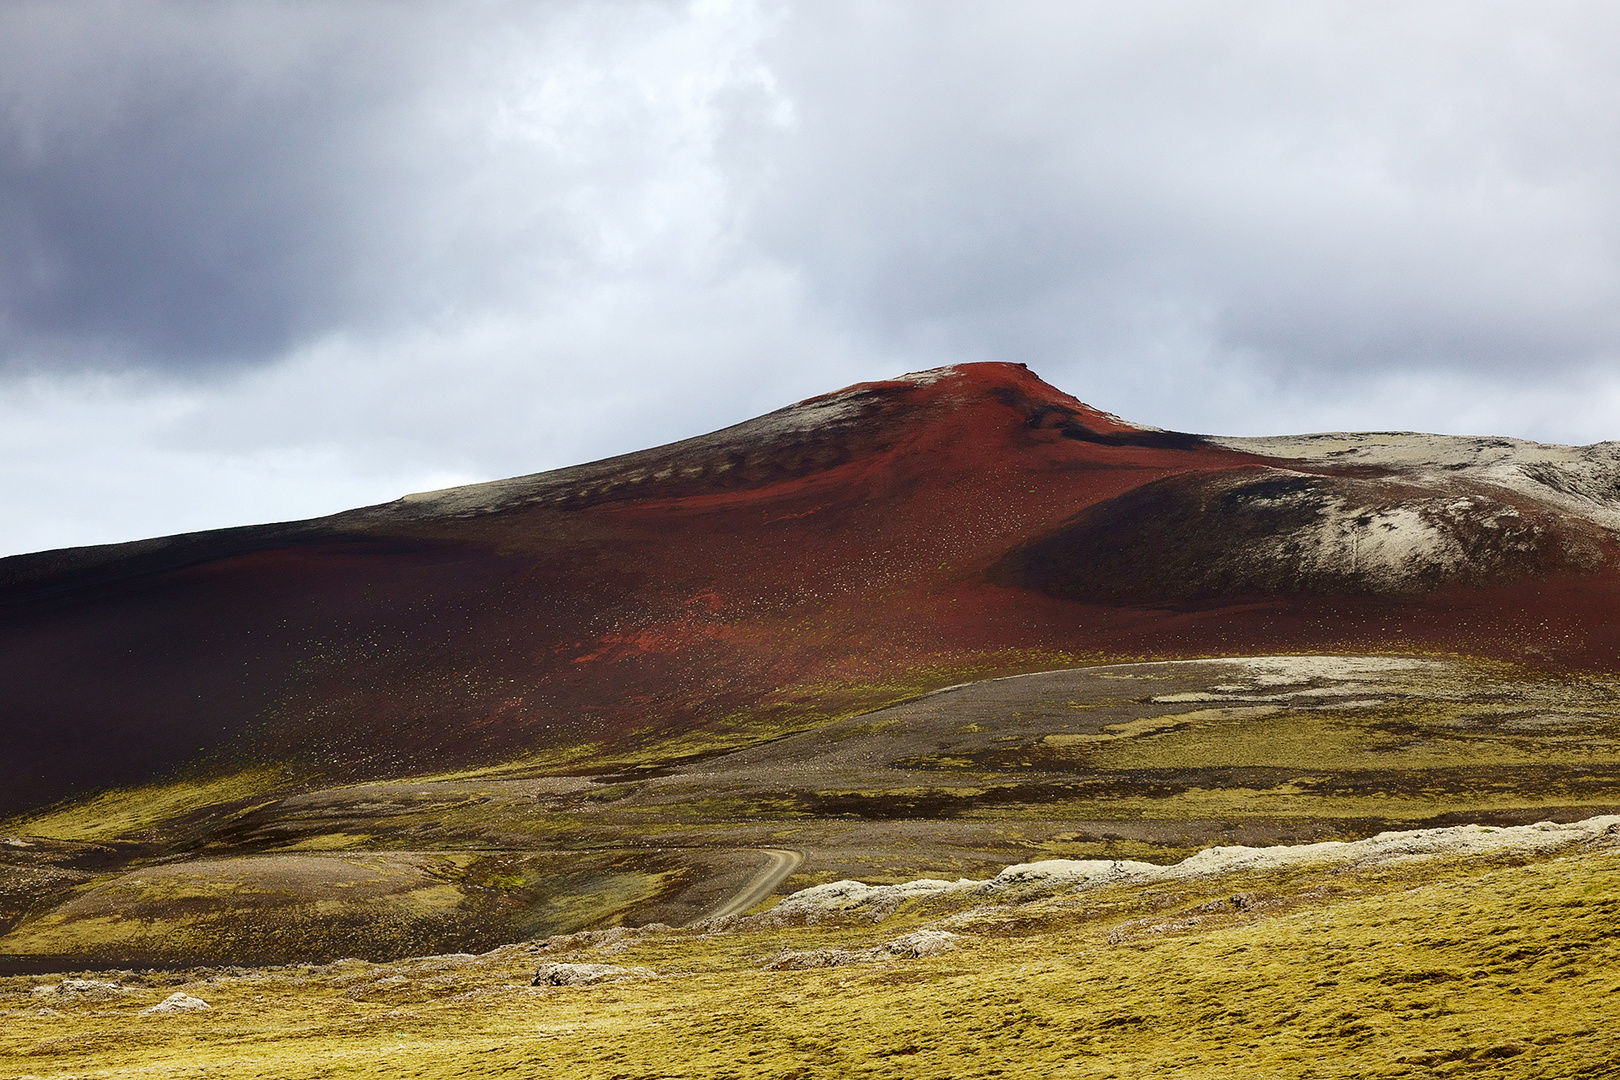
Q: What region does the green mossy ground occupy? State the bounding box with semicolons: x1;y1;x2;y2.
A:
4;838;1616;1077
11;768;293;843
7;654;1620;979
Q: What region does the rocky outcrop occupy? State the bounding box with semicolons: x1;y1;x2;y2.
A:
31;978;125;1004
763;816;1620;923
140;992;211;1014
760;930;961;970
532;962;655;987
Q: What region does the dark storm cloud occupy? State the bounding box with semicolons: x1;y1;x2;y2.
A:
9;1;1620;381
0;3;417;369
0;0;789;376
6;1;1620;554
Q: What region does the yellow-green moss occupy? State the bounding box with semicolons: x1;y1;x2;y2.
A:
6;768;291;841
4;841;1618;1077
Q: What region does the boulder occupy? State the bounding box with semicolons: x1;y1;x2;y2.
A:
884;929;960;957
140;992;212;1014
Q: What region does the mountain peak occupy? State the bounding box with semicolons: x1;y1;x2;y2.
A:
7;362;1620;822
385;362;1173;521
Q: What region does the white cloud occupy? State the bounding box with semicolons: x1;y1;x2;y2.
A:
4;1;1620;554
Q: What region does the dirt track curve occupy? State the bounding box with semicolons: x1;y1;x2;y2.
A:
691;849;804;924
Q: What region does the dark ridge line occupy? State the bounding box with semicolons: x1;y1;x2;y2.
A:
0;525;447;608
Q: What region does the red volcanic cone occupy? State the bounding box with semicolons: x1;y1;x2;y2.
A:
3;362;1618;813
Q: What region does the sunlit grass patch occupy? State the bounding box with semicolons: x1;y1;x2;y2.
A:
5;838;1620;1078
274;831;375;851
4;767;292;842
0;842;706;970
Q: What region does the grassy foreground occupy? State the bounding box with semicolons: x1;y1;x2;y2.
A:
5;827;1618;1078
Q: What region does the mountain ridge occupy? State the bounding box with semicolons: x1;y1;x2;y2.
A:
5;361;1620;820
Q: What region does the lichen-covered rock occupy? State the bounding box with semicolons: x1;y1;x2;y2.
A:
751;877;969;927
532;962;654;987
883;929;960;957
761;929;963;969
141;992;211;1014
984;859;1158;895
760;947;869;970
32;979;125;1003
765;815;1620;925
534;924;673;953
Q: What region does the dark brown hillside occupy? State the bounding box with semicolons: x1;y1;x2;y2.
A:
4;362;1620;819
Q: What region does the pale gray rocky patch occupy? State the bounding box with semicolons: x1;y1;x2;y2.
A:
760;946;870;970
882;929;960;957
140;992;211;1014
532;962;655;987
984;859;1162;896
1166;817;1620;877
759;929;960;970
748;877;973;927
387;372;899;521
768;816;1620;921
533;924;674;954
1213;432;1620;533
408;952;479;969
32;978;125;1003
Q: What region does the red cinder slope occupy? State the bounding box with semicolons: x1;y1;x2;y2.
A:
3;362;1619;815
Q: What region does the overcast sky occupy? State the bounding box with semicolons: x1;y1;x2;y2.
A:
4;1;1620;554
